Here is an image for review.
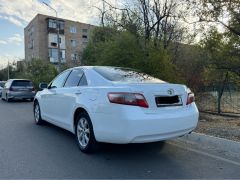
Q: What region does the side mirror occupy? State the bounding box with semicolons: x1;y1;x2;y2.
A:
39;83;48;90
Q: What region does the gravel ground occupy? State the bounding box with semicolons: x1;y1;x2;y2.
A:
195;112;240;142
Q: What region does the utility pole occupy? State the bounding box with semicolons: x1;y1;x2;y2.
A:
7;61;10;80
42;2;61;71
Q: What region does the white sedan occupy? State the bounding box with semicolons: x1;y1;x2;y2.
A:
34;66;199;153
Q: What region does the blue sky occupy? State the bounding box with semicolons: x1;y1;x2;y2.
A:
0;0;104;68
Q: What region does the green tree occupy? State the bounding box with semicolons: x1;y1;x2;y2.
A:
200;28;240;113
188;0;240;37
83;27;182;83
16;59;58;89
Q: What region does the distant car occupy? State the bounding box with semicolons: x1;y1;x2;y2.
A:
1;79;36;102
0;81;6;97
34;66;199;153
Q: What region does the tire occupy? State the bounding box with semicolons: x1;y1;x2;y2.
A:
75;112;98;153
30;98;34;102
34;101;44;125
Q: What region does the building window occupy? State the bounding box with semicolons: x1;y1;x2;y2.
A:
70;26;77;33
82;35;88;39
28;26;34;36
28;40;34;49
49;48;58;60
60;50;65;59
48;19;57;28
71;53;78;61
82;29;88;33
82;42;88;48
59;21;64;30
71;40;77;47
49;49;66;63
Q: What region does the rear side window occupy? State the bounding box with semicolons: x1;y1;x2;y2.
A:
79;74;87;86
64;69;84;87
12;80;33;87
51;70;70;89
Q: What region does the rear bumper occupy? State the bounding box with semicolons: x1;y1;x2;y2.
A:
8;92;35;100
91;103;199;144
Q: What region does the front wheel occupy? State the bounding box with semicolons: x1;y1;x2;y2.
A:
34;102;44;125
75;112;98;153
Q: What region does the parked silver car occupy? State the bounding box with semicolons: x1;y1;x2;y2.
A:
0;81;6;97
1;79;36;102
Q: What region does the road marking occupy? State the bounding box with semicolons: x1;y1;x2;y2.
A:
168;141;240;167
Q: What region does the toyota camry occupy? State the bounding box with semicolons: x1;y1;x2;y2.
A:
34;66;199;153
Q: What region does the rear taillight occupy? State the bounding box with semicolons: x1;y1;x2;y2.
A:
108;92;149;108
186;92;195;105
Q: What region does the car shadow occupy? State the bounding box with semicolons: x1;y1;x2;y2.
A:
41;120;166;156
2;99;33;103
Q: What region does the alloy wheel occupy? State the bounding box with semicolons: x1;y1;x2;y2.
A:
34;104;40;123
77;117;90;148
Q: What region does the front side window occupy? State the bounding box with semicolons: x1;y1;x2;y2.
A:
50;71;70;89
64;69;84;87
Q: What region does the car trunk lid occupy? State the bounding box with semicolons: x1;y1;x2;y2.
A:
114;82;188;114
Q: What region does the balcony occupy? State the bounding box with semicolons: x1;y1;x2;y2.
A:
47;18;64;34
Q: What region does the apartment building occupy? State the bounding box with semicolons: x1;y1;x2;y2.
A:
24;14;95;66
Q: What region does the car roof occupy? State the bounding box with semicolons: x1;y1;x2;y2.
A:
71;66;130;70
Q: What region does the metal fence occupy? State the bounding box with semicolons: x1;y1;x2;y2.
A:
195;89;240;114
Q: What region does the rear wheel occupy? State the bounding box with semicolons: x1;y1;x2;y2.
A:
75;112;98;153
34;101;44;125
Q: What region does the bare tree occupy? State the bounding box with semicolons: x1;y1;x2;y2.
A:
186;0;240;37
96;0;189;49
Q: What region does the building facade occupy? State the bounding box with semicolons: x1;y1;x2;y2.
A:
24;14;95;66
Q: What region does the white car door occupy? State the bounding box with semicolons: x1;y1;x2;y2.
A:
51;68;87;131
40;70;70;124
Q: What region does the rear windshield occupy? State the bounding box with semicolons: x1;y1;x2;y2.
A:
93;67;165;83
12;80;33;87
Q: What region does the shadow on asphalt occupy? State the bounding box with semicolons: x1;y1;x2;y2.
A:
41;120;166;156
1;99;33;103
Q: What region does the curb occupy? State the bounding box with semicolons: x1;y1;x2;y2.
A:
176;132;240;155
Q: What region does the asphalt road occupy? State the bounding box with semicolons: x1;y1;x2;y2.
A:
0;99;240;179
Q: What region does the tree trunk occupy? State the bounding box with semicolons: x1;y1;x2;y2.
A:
217;72;229;114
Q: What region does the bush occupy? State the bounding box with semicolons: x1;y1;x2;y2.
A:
82;27;182;83
16;59;58;89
